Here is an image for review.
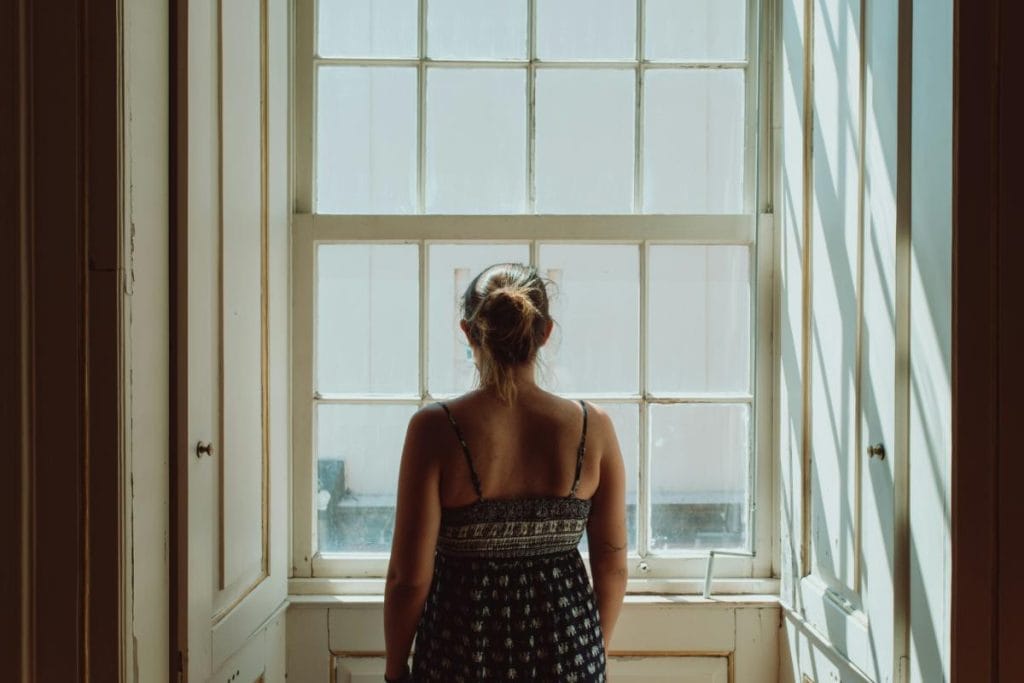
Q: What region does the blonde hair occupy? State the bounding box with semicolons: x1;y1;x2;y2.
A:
462;264;553;403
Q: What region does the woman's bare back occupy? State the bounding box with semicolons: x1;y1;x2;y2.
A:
434;386;604;509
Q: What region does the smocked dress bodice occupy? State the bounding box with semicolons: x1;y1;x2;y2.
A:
411;401;606;682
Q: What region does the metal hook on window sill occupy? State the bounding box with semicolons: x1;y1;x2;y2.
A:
702;549;753;599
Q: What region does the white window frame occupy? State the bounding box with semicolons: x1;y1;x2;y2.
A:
289;0;777;591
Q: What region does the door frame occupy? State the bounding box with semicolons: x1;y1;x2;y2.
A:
1;0;124;679
951;0;1024;680
170;0;190;679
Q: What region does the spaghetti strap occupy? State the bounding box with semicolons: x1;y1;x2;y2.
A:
437;402;484;500
569;399;588;497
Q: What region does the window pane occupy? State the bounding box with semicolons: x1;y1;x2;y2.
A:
426;69;527;213
579;402;639;554
427;244;532;396
427;0;527;60
648;245;751;394
535;69;635;213
316;244;419;395
649;403;749;551
538;244;639;394
317;403;418;553
536;0;636;60
317;0;418;58
317;67;418;214
643;69;745;213
645;0;746;61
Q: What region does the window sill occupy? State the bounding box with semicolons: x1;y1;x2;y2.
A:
287;576;780;600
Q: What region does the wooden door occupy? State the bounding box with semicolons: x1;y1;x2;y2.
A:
778;0;908;679
184;0;290;679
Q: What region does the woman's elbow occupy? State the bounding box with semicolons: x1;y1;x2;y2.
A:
385;564;433;592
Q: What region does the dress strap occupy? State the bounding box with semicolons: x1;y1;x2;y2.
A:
569;400;589;497
437;402;484;500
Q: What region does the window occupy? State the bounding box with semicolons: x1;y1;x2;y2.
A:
292;0;773;584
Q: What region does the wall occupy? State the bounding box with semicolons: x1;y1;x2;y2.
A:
124;0;171;679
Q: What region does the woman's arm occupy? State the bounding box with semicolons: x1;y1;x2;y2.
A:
585;406;629;649
384;408;442;680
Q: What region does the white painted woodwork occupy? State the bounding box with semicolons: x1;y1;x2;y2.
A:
288;598;778;682
333;658;388;683
188;0;290;679
776;0;921;680
332;656;731;682
122;0;172;678
210;610;287;683
907;2;953;681
607;657;729;682
220;0;267;594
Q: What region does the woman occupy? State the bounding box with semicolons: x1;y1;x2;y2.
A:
383;263;628;682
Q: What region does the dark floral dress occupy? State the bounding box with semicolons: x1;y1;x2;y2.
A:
411;401;605;682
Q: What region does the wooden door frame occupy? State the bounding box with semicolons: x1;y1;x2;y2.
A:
951;0;1024;680
0;0;123;680
170;0;190;680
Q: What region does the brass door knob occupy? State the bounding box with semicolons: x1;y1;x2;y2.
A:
867;443;886;460
196;441;215;458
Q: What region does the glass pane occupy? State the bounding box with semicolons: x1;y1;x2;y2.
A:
318;0;418;58
645;0;746;61
649;403;750;551
643;69;745;213
317;67;418;214
648;245;751;394
317;403;419;553
579;402;639;554
536;0;636;60
537;244;639;394
426;69;527;213
427;244;532;396
427;0;527;59
316;244;419;395
535;69;635;213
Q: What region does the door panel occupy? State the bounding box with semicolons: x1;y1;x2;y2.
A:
807;0;862;604
858;0;899;678
219;0;267;595
188;0;289;679
607;657;729;682
779;0;903;679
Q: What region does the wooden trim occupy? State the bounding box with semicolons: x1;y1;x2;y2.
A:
170;0;189;679
798;0;814;578
951;0;1024;680
84;0;124;680
893;0;915;676
951;0;1000;679
995;1;1024;679
0;0;123;679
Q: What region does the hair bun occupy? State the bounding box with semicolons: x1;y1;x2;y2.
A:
477;285;539;363
484;285;537;319
461;263;553;402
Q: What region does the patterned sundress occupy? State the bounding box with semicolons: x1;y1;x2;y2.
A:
411;400;606;682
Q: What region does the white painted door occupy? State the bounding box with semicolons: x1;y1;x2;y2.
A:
187;0;290;680
778;0;905;680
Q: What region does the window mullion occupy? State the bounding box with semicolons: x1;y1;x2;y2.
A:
417;0;427;214
633;0;645;214
419;240;428;399
527;0;537;213
638;241;650;561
